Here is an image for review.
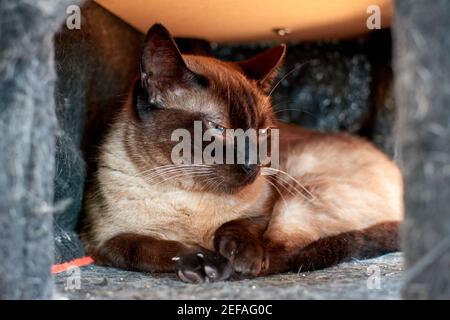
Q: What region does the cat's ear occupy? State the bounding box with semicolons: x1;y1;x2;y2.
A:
236;44;286;94
140;24;201;98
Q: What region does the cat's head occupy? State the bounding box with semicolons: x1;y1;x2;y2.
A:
126;24;285;194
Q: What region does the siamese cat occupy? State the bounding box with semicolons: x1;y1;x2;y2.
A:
81;24;403;283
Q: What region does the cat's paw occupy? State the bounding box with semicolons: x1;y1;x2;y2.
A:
215;232;268;277
174;250;232;283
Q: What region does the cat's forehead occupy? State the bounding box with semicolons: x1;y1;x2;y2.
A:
183;55;274;129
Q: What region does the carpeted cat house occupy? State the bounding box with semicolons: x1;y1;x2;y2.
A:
0;0;449;299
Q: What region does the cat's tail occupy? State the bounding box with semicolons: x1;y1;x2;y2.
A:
291;221;400;272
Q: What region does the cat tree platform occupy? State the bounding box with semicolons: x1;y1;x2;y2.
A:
55;253;403;299
0;0;449;299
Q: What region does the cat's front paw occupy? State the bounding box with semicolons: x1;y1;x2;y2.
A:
174;250;232;283
214;232;268;277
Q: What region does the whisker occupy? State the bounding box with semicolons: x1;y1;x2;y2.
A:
264;175;289;209
267;169;360;216
203;174;220;193
138;164;211;177
262;167;317;202
267;173;308;201
265;167;316;198
136;164;184;177
142;164;211;179
268;61;311;97
147;171;212;187
140;165;211;179
143;167;208;179
273;108;315;117
146;168;212;183
214;176;225;194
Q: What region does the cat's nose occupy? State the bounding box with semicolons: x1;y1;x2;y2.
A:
239;163;258;174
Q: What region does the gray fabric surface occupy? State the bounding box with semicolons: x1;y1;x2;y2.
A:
394;0;450;299
0;0;80;299
54;253;404;300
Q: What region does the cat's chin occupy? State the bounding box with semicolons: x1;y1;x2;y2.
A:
204;174;261;195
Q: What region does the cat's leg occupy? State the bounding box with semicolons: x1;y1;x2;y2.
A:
290;221;400;272
260;198;318;275
262;219;400;275
92;233;232;283
214;216;270;277
260;195;401;275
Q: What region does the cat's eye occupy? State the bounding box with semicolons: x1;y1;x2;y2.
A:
206;121;225;134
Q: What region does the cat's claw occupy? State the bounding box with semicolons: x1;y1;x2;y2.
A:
215;233;268;277
174;250;232;283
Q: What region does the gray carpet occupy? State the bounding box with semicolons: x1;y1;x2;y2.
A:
54;252;403;300
0;0;82;299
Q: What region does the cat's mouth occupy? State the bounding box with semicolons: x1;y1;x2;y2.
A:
239;164;260;184
201;164;261;194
